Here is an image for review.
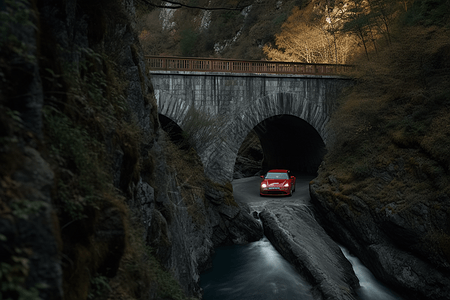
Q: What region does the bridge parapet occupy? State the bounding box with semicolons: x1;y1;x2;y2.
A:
146;55;354;76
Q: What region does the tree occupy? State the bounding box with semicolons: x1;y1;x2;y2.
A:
340;0;406;60
366;0;397;45
264;23;330;63
263;4;357;64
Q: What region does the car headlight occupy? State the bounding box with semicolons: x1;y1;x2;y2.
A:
284;183;289;187
261;184;267;188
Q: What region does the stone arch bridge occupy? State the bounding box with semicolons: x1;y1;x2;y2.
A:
147;56;353;183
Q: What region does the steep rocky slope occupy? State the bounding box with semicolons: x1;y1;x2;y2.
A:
0;0;261;299
137;0;309;59
310;25;450;300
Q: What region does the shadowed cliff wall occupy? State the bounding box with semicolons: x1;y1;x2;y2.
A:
0;0;262;299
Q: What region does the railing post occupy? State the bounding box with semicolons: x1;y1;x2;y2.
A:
145;55;353;75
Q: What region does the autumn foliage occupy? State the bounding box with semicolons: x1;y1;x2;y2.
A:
264;1;418;64
317;0;450;265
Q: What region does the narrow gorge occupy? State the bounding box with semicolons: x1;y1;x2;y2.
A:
1;1;449;300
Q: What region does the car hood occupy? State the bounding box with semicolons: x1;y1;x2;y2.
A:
262;179;289;186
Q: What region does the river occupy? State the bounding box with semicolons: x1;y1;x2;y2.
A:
200;236;314;300
200;176;404;300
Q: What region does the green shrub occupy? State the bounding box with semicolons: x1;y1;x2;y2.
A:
0;0;35;58
88;275;111;300
403;0;450;26
272;14;287;27
146;247;194;300
43;106;107;221
0;236;46;300
180;106;225;151
352;163;371;179
180;28;199;57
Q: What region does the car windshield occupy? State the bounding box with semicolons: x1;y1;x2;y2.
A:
265;172;289;179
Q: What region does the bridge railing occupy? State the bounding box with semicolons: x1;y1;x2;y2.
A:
145;55;354;76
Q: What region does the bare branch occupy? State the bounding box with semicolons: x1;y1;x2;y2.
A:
139;0;251;11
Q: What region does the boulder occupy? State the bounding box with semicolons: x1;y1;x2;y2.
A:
212;202;263;245
310;182;450;300
259;204;359;300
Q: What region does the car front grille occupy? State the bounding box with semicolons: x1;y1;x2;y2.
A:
266;190;286;194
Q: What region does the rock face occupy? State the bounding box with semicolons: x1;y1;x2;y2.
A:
310;181;450;300
233;130;263;179
209;201;263;246
259;205;359;300
7;147;63;299
0;0;263;299
130;138;263;296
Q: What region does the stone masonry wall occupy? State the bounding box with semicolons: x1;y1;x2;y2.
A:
151;71;352;182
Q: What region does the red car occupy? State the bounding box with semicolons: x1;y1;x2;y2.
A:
260;169;296;196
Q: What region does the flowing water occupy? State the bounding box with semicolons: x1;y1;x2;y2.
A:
340;246;404;300
200;239;404;300
200;176;404;299
200;237;315;300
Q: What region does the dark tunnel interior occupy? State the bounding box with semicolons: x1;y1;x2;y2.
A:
160;113;326;178
253;114;326;176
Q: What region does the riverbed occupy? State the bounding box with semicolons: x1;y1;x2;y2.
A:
200;176;404;300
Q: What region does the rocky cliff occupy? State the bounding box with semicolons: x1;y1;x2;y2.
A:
309;25;450;300
137;0;306;59
0;0;261;299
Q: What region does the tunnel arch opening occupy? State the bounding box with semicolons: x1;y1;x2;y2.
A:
234;114;326;178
